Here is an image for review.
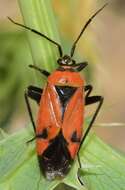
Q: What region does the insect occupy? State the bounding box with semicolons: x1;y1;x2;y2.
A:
8;3;107;184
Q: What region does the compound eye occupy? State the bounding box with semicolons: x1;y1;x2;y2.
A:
57;58;62;65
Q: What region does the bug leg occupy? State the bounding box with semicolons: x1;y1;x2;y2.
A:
29;65;50;77
26;136;36;144
77;154;84;186
77;85;103;184
74;62;88;72
25;85;43;133
80;84;104;149
27;85;43;104
25;91;36;133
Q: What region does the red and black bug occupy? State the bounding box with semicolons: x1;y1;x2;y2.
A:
8;3;107;183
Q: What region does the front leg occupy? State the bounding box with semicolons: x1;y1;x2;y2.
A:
29;65;50;77
73;62;88;72
27;85;43;104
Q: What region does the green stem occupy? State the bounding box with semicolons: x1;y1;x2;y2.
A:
18;0;61;79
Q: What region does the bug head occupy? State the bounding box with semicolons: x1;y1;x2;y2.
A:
57;55;76;66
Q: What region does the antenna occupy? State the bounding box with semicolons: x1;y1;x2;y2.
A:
8;17;63;57
70;3;108;57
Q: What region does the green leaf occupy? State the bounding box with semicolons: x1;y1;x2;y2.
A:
79;133;125;190
0;127;125;190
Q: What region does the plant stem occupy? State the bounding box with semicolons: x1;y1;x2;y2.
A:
18;0;61;85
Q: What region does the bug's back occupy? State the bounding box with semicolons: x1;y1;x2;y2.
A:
36;70;84;179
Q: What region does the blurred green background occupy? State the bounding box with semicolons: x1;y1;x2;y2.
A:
0;0;125;152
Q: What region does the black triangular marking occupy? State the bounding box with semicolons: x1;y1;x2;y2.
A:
71;130;80;143
39;131;71;178
55;86;77;119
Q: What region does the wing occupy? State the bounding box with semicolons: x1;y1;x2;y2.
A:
36;83;62;155
62;87;84;159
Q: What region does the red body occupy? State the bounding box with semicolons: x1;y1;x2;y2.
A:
36;68;85;179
